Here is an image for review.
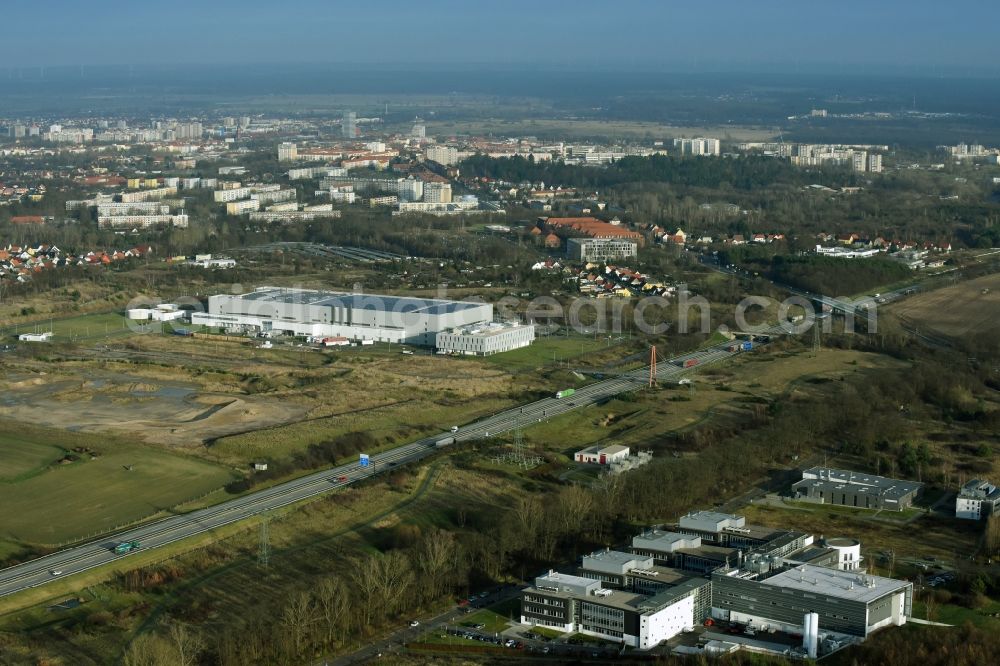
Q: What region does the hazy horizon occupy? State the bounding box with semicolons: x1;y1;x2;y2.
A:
2;0;999;75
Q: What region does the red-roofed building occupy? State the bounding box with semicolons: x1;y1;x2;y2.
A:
541;216;644;245
10;215;45;225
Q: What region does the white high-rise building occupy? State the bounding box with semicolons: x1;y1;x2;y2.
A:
278;142;298;161
423;182;452;203
672;137;720;157
868;154;883;173
852;151;869;172
342;111;357;139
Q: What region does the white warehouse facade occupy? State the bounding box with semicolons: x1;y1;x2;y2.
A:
435;322;535;356
191;287;493;345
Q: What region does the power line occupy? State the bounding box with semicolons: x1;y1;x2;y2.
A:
257;516;271;568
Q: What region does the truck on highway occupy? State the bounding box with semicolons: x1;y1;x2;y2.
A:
434;437;455;448
555;389;576;399
678;359;699;368
113;541;140;555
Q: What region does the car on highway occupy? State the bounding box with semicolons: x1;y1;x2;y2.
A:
337;476;347;481
50;570;62;576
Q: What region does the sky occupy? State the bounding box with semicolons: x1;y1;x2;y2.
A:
3;0;999;75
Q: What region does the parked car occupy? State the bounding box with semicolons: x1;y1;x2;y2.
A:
408;620;419;627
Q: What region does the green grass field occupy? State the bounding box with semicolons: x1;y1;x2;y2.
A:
0;435;64;481
210;396;514;465
5;311;136;343
482;333;618;370
462;608;512;633
0;427;235;546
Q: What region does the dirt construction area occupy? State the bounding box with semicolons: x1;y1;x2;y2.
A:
1;370;306;447
0;337;517;455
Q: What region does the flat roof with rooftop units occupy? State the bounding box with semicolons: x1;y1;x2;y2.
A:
435;320;535;356
192;286;493;345
792;467;923;511
763;564;910;605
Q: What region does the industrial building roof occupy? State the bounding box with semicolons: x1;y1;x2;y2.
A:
678;510;746;533
625;565;697;587
444;322;531;337
959;479;1000;501
632;529;701;553
795;467;922;500
580;549;652;575
637;577;711;612
762;564;910;603
237;287;484;315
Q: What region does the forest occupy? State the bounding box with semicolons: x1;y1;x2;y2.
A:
715;247;915;296
461;153;856;191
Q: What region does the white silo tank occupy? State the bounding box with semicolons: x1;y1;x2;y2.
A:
802;612;819;658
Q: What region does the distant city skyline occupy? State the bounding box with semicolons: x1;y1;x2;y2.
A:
2;0;999;75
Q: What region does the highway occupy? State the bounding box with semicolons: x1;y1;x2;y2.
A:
0;333;778;599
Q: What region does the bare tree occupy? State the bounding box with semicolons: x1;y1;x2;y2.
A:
122;633;174;666
315;576;350;646
416;529;460;601
167;622;205;666
556;484;593;536
282;590;319;655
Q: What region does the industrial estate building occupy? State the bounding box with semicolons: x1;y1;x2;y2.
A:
434;321;535;356
791;467;923;511
191;287;494;346
712;563;911;639
519;508;911;657
956;479;1000;520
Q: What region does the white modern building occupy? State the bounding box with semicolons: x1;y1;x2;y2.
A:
567;238;638;262
956;479;1000;520
191;287;493;345
712;564;912;639
521;571;703;649
435;321;535;355
126;304;187;322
